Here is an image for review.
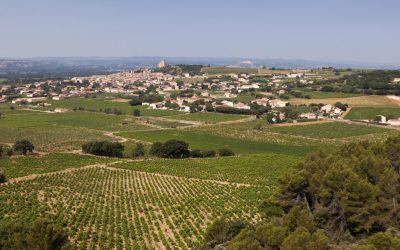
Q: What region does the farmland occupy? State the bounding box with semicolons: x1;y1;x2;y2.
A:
345;107;400;120
289;95;399;107
268;121;390;139
1;90;400;249
46;98;182;117
116;129;318;156
300;91;363;99
167;112;246;124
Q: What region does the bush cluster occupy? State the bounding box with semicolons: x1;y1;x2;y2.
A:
82;141;124;158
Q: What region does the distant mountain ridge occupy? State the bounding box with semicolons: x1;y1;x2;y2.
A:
0;57;398;76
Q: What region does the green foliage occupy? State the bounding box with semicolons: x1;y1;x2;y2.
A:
223;207;331;250
190;149;216;158
133;108;140;117
131;143;145;158
353;231;400;250
150;139;190;158
0;219;69;250
201;218;248;248
218;148;235;157
273;136;400;239
82;140;124;158
13;139;34;155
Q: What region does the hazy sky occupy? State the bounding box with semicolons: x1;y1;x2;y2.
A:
1;0;399;64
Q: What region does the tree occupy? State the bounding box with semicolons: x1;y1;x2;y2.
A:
82;141;124;158
272;137;400;240
13;139;34;155
131;143;145;158
219;148;235;157
129;96;142;106
133;109;140;117
150;140;190;158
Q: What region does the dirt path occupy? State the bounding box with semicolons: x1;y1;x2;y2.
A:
103;131;129;143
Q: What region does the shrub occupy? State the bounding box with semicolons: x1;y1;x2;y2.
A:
6;148;13;157
190;149;203;158
133;109;140;117
219;148;235;157
131;143;145;158
150;140;190;158
202;150;216;158
0;146;3;157
13;139;34;155
0;219;70;249
129;97;142;106
82;141;124;158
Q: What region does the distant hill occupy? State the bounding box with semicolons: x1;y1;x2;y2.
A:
0;57;398;77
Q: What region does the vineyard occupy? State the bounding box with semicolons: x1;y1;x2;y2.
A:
345;106;400;120
0;166;263;249
167;112;245;124
116;129;317;156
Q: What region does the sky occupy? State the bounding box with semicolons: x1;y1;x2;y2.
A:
0;0;399;65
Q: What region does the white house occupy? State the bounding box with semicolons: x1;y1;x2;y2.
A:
268;99;287;108
321;104;333;113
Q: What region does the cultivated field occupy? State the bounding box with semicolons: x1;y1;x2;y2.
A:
345;107;400;120
167;112;245;124
289;95;399;107
0;161;266;249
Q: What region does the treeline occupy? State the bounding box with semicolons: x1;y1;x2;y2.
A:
150;140;234;159
199;135;400;249
317;70;400;95
129;94;164;106
153;64;204;75
81;139;235;159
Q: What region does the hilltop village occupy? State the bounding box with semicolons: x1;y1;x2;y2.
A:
0;60;358;124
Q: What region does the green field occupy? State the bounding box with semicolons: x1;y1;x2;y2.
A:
0;110;151;131
47;98;182;117
0;166;263;249
346;107;400;120
0;152;297;249
167;112;246;124
0;153;117;179
269;121;389;139
116;129;318;156
113;153;301;186
303;91;363;99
